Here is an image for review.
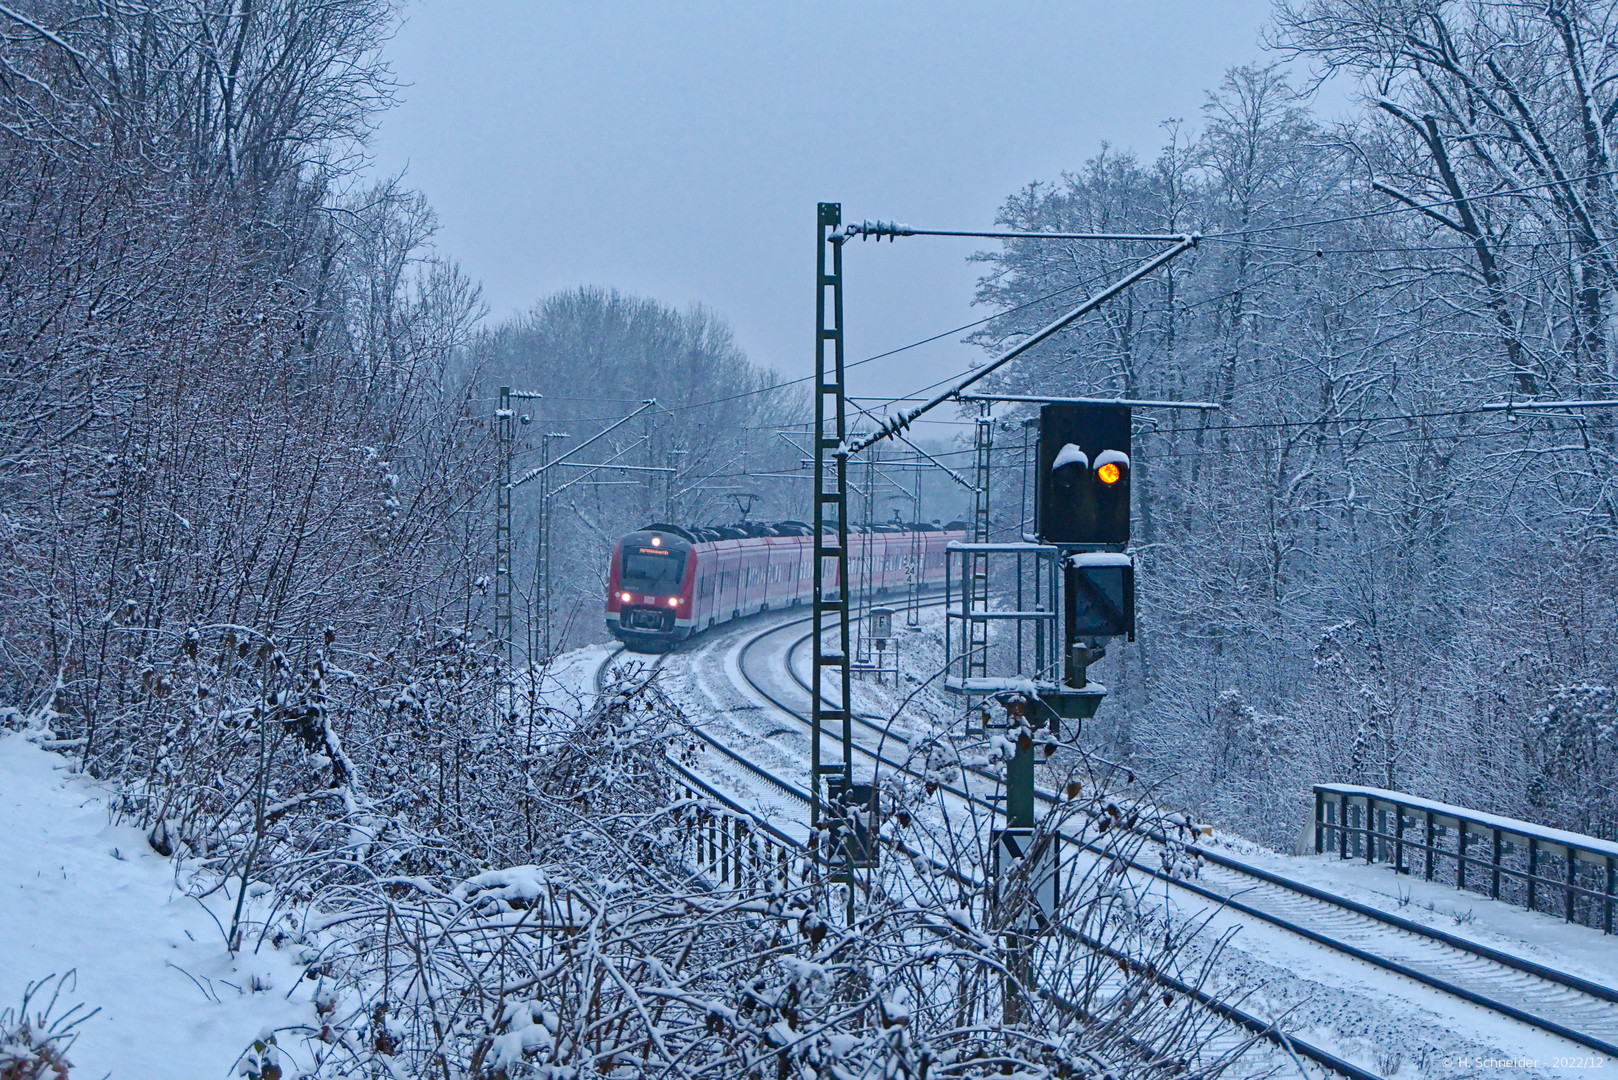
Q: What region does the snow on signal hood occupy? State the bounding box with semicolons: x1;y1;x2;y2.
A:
1052;443;1088;470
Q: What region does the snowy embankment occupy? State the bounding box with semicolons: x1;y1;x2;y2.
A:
0;732;313;1079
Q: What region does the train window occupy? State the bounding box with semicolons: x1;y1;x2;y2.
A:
624;550;684;589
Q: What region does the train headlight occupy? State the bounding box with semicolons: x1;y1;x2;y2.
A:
620;592;632;603
668;596;680;607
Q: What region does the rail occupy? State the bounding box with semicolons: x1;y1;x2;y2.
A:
763;623;1618;1051
597;646;808;895
622;628;1618;1072
669;756;1388;1079
1315;784;1618;934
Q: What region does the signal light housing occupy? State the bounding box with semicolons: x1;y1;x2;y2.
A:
1036;404;1132;546
1065;553;1135;642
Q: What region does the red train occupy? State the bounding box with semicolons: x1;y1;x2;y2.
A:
606;521;968;652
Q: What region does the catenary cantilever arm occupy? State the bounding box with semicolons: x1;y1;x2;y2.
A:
510;399;657;490
845;235;1198;456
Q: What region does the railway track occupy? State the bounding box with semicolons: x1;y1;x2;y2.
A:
590;609;1618;1073
761;618;1618;1060
593;641;815;810
589;631;1380;1079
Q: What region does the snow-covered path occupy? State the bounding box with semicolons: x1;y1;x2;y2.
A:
0;733;312;1079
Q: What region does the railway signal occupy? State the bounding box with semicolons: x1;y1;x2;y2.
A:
815;207;1201;944
1064;553;1135;640
1036;402;1131;547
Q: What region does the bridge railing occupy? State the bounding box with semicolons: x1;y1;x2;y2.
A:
667;764;805;894
1314;784;1618;934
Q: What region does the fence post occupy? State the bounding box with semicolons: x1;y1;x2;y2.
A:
721;815;731;886
1491;828;1501;900
1456;820;1467;890
1315;789;1324;855
1606;857;1614;935
1395;808;1406;875
1566;847;1577;923
1339;796;1349;860
1527;837;1538;912
1424;811;1435;881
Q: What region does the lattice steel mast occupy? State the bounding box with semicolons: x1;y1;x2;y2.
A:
496;387;514;674
810;204;855;898
967;401;994;687
807;213;1199;935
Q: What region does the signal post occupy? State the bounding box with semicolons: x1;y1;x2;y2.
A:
954;392;1214;1022
808;207;1205;985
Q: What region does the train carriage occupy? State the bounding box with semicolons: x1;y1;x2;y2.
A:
606;521;966;652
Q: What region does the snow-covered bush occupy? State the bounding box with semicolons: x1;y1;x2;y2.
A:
209;674;1241;1079
0;974;94;1080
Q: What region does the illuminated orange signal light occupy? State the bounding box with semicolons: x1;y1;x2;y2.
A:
1096;461;1122;485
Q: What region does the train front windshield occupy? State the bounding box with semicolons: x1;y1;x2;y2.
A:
622;547;684;592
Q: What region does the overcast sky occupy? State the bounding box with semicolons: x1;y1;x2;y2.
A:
368;2;1328;426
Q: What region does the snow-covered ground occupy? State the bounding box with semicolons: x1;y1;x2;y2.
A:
6;617;1614;1080
529;640;619;714
0;640;646;1080
0;731;314;1079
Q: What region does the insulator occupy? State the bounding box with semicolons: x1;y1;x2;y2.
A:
853;220;914;241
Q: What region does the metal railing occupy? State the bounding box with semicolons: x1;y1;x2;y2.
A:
668;764;805;893
942;541;1060;699
1315;784;1618;934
